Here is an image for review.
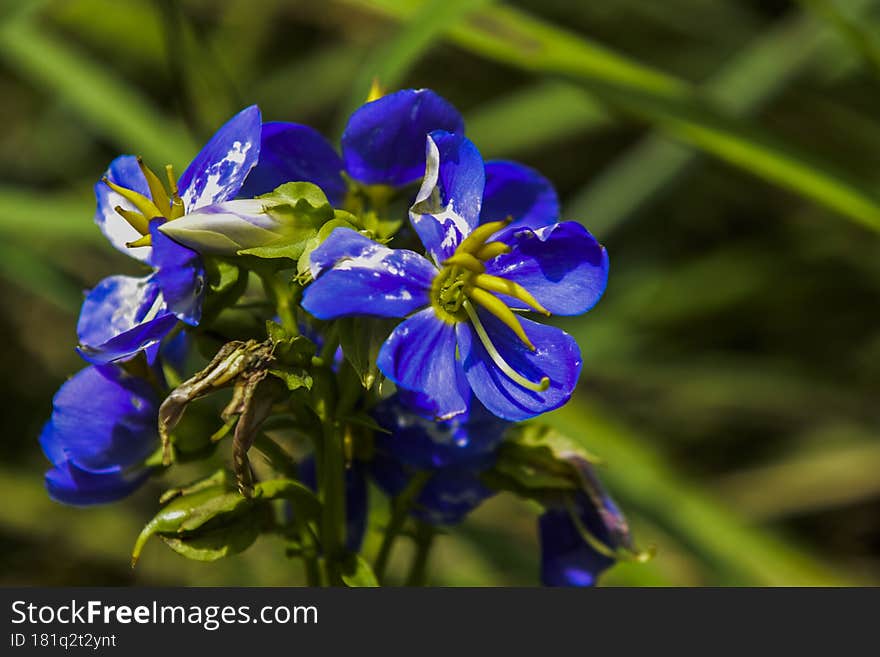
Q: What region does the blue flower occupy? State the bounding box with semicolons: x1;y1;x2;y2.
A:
239;88;464;204
302;131;608;421
79;106;264;363
539;481;631;587
299;455;368;552
39;365;159;505
370;395;508;525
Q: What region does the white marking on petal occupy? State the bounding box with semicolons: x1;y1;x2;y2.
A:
184;140;253;210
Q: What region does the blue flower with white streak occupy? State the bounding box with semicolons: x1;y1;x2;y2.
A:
39;365;159;505
302;131;608;421
370;395;509;525
78;106;264;364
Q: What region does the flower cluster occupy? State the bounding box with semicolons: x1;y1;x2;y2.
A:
39;88;639;586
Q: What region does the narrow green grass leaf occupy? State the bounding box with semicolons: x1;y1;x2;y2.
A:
466;81;610;156
0;186;97;241
0;15;196;165
547;399;857;585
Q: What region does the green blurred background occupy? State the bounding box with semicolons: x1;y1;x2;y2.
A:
1;0;879;586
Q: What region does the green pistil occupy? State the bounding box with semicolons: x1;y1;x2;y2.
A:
105;160;184;247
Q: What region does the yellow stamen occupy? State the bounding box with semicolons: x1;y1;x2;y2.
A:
468;286;535;351
103;177;162;221
165;164;185;219
475;241;511;260
443;252;485;273
462;301;549;392
126;234;153;248
472;273;550;316
113;205;149;235
456;218;512;255
137;157;171;216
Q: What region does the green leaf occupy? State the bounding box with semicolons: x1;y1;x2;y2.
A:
337;316;398;389
341;554;380;587
161;512;262;562
267;366;313;391
131;485;236;565
253;478;323;523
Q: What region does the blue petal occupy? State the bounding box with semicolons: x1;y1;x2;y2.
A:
237;122;346;204
484;222;609;316
376;308;470;421
456;308;582;421
45;461;149;506
539;492;618;587
149;220;205;325
302;228;435;319
76;274;178;364
39;365;158;472
372;394;509;469
409;131;485;264
94;155;152;262
299;456;368;552
178;105;262;210
341;88;464;186
481;160;559;230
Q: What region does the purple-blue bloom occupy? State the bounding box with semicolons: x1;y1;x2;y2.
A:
39;365;159;505
240;89;464;204
79;106;263;364
302;131;608;421
539;490;626;587
370;395;508;525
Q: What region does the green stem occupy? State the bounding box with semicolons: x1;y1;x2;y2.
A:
373;471;432;585
404;521;435;587
321;420;346;585
259;271;299;335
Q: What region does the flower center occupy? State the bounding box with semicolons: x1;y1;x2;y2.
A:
430;218;551;393
104;159;185;248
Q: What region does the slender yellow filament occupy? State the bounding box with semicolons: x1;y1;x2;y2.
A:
442;252;485;273
165;164;185;219
113;205;149;235
456;218;512;255
137;157;171;216
463;301;550;392
472;273;550;316
468;287;535;351
103;178;162;220
126;234;153;248
475;241;511;260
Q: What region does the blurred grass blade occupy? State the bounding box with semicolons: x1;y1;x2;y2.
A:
571;0;880;235
466;81;610;156
796;0;880;77
348;0;880;231
339;0;689;98
0;242;82;313
0;187;97;242
339;0;496;132
547;399;856;586
0;14;196;165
